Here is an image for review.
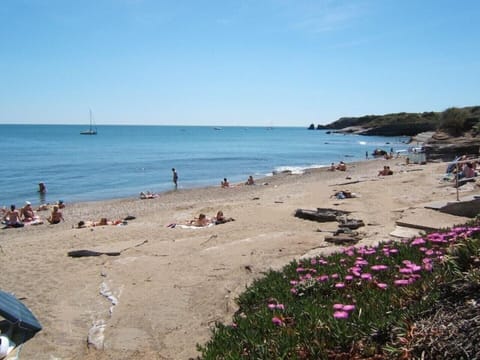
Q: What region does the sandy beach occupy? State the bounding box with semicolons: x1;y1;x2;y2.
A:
1;157;477;360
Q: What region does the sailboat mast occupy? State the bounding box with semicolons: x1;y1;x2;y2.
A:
89;109;93;131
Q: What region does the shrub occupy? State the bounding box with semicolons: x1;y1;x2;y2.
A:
439;107;468;136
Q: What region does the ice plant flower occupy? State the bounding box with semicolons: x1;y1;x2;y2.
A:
316;274;329;282
394;279;410;286
376;282;388;289
360;273;372;281
272;317;284;326
333;303;344;310
342;304;355;312
371;264;388;271
335;282;345;288
410;237;426;246
333;311;349;319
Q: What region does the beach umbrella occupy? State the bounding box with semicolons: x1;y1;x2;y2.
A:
0;290;42;333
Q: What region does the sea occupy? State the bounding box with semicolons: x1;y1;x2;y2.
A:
0;124;410;207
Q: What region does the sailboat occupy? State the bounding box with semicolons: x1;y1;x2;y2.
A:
80;109;97;135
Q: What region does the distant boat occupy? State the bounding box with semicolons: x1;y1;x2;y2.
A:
213;127;223;130
80;109;97;135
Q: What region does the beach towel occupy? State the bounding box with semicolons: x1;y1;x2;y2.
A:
168;223;215;229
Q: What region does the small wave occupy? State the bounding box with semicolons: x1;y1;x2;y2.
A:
272;164;327;175
358;141;367;145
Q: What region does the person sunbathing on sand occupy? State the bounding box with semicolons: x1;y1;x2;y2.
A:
47;205;64;224
21;201;38;222
94;218;124;226
245;176;255;185
76;218;125;228
140;191;158;199
3;205;24;228
213;211;235;225
336;161;347;171
188;213;211;227
378;166;393;176
221;178;230;188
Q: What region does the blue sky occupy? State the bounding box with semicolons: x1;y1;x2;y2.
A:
1;0;479;126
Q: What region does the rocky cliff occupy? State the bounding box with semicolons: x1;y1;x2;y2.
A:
423;132;480;161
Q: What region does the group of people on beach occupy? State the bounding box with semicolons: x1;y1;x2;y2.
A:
220;175;256;188
328;161;347;172
2;201;64;228
186;210;235;227
445;155;479;184
168;210;234;228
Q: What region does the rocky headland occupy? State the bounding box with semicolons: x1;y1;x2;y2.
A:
310;106;480;161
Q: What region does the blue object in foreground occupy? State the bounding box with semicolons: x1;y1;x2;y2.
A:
0;290;42;333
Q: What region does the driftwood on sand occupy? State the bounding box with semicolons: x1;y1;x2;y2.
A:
67;240;148;258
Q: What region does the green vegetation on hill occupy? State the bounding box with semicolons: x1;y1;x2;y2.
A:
311;106;480;137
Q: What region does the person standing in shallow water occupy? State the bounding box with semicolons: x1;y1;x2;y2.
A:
38;182;47;193
172;168;178;189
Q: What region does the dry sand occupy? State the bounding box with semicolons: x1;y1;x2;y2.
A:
0;158;477;359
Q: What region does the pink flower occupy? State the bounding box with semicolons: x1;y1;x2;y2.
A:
411;237;426;246
272;317;284;326
331;273;339;279
371;264;388;271
394;279;410;286
335;282;345;288
316;275;329;282
354;258;368;266
376;282;388;289
344;250;355;257
345;275;354;281
423;263;433;271
268;304;276;310
342;304;355;312
360;273;372;281
333;311;349;319
333;303;344;310
276;304;285;310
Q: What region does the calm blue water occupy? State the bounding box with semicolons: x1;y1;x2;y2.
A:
0;125;409;207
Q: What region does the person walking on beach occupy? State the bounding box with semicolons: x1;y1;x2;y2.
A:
172;168;178;189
